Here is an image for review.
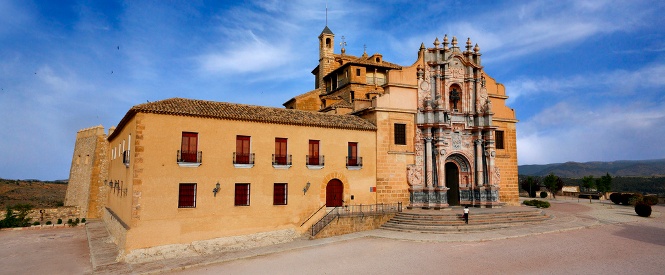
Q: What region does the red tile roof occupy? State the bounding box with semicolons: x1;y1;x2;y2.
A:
108;98;376;140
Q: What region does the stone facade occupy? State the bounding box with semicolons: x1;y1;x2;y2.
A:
312;214;395;239
0;206;80;225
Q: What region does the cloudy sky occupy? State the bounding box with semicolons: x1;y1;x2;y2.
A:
1;0;664;180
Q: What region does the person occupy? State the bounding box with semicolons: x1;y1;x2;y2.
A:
463;206;469;224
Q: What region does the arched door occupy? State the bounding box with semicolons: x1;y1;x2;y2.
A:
326;179;344;207
446;162;460;206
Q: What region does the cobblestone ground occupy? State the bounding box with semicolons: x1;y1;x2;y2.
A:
0;226;91;275
172;202;665;275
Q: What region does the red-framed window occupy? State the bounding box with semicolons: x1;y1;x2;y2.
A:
274;138;288;165
236;135;251;164
273;183;287;205
181;132;198;162
178;183;196;208
308;140;320;165
234;183;250;206
348;142;358;166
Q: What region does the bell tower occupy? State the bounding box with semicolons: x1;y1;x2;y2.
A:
318;26;335;92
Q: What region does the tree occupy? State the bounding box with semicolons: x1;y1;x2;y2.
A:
0;204;33;229
581;176;595;192
595;173;612;199
520;176;540;198
543;173;564;199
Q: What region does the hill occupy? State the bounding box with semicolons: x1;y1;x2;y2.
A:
519;159;665;178
0;179;68;209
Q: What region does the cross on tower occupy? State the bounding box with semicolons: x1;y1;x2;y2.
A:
339;36;347;50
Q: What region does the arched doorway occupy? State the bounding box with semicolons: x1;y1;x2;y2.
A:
446;162;460;206
326;179;344;207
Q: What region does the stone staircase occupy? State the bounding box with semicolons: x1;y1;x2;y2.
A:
381;207;551;233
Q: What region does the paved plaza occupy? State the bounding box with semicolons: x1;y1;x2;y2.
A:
1;199;663;274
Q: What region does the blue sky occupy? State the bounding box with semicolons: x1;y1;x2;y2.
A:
1;0;664;180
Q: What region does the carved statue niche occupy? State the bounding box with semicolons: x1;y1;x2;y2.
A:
449;87;461;110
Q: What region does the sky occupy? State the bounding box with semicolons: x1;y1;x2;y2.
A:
1;0;664;180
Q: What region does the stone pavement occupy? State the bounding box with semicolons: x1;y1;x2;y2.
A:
89;199;661;274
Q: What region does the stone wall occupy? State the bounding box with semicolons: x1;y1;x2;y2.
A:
0;206;80;224
65;125;108;218
312;214;395;239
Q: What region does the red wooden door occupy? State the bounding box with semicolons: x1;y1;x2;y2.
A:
181;132;198;162
326;179;343;207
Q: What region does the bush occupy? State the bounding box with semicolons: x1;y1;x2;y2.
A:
32;221;40;226
628;194;644;206
540;191;548;198
523;199;551;208
57;218;62;224
81;218;86;223
635;202;652;217
46;221;52;225
609;192;621;204
643;195;658;206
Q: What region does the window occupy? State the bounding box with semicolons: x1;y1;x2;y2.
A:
180;132;198;162
178;183;196;208
235;183;250;206
350;91;355;100
308;140;320;165
273;183;287;205
347;142;359;166
394;123;406;145
235;135;251;164
274;138;288;165
495;130;505;150
356;68;361;76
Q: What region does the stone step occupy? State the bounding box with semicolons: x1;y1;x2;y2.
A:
380;209;550;233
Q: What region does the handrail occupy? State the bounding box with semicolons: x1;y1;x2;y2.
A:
311;206;340;236
301;204;326;227
310;203;403;236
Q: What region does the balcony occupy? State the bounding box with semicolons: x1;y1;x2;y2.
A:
122;150;130;167
306;155;325;170
233;152;255;168
272;154;292;169
177;150;202;167
346;156;362;170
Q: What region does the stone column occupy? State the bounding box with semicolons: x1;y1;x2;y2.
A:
425;128;433;187
475;132;484;187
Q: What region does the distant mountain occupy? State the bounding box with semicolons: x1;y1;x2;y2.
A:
519;159;665;178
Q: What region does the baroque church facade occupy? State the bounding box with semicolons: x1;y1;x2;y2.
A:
65;26;517;260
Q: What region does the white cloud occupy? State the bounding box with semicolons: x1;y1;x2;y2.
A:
517;101;665;164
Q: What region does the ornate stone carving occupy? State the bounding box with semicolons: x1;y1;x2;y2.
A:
447;154;469;172
493;167;500;185
452;132;462;150
406;164;422;187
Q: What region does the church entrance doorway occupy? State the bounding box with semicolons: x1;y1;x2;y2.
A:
446;162;460;206
326;179;344;207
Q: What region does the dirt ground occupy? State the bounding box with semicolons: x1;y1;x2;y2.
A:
173;205;665;275
0;226;91;275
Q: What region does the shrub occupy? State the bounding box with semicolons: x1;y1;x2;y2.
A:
621;193;633;205
523;199;551;208
32;221;40;226
643;195;658;206
57;218;62;224
635;202;652;217
540;191;548;198
609;193;621;204
81;218;86;223
75;218;80;224
46;221;52;225
628;194;644;206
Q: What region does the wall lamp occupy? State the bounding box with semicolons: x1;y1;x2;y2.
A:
303;181;310;195
213;182;221;197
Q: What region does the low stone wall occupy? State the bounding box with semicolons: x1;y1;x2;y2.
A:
123;229;300;263
102;207;128;260
0;206;80;225
313;214;395;239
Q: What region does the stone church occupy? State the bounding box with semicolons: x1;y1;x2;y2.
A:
65;25;518;260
